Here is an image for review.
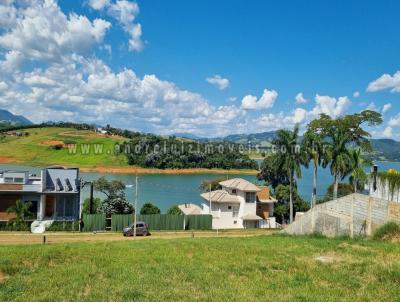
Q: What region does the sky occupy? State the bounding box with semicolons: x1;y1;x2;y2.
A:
0;0;400;138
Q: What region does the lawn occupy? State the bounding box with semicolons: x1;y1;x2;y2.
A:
0;127;128;168
0;235;399;301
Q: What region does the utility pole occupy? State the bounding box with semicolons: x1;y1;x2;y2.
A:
208;183;212;214
89;181;94;214
134;174;138;239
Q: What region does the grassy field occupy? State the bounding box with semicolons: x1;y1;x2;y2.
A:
0;234;399;301
0;127;128;168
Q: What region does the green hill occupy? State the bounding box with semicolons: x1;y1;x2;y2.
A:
0;127;128;168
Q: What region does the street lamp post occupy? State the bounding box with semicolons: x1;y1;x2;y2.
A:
126;174;138;239
134;174;138;239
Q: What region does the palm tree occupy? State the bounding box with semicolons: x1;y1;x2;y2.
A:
328;129;352;200
6;200;32;227
302;130;329;208
349;148;372;193
273;125;305;223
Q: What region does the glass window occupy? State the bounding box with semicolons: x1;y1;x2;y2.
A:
232;207;239;218
245;192;256;203
13;178;24;183
232;189;237;194
4;177;13;183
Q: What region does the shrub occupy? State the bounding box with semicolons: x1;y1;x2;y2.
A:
52;144;63;150
47;221;80;231
140;202;161;215
166;205;182;215
0;221;30;231
373;222;400;240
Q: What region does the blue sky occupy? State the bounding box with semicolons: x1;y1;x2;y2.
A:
0;0;399;138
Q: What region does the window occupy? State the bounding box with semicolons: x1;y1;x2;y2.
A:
232;206;239;218
13;178;24;183
245;192;256;203
228;206;232;210
232;189;237;194
4;177;13;183
233;220;237;224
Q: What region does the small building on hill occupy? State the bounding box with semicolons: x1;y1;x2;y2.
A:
200;178;278;229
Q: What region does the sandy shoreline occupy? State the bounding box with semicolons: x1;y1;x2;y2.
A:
80;166;258;175
0;157;258;175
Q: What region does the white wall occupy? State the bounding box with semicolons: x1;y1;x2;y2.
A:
369;180;400;202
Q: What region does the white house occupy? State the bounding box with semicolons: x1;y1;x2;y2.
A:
178;203;202;215
200;178;278;229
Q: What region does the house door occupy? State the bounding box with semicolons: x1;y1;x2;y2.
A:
45;195;55;217
244;221;258;229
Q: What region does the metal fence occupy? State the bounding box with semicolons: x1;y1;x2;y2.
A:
111;214;212;232
185;215;212;230
82;214;106;232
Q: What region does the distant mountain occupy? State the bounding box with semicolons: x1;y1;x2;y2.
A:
223;131;277;145
174;131;400;162
0;109;32;125
172;132;206;141
369;139;400;162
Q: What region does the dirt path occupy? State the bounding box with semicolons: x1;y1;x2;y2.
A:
0;230;275;245
0;156;18;164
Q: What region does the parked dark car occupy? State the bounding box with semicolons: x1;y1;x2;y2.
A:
123;221;151;236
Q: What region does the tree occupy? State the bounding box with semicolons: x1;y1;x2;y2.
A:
328;128;353;200
274;184;309;223
318;183;354;203
199;177;224;192
140;202;161;215
272;125;305;223
257;155;290;189
349;148;372;193
302;130;329;208
166;205;182;215
308;110;382;200
93;177;134;215
6;200;31;228
82;197;102;215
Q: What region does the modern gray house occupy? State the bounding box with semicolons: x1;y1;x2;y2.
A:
0;167;81;230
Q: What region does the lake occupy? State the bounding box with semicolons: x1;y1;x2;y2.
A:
1;161;400;212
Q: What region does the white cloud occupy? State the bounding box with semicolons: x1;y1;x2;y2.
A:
382;126;393;138
382;103;392;114
367;71;400;92
89;0;144;52
89;0;110;10
388;113;400;127
366;102;378;111
0;81;8;91
310;94;350;118
206;75;230;90
0;0;111;63
295;92;307;104
293;108;307;123
353;91;360;98
241;88;278;110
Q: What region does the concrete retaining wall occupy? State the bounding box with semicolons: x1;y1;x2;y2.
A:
284;193;400;237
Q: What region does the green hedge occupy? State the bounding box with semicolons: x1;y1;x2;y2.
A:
0;221;31;231
47;221;80;231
